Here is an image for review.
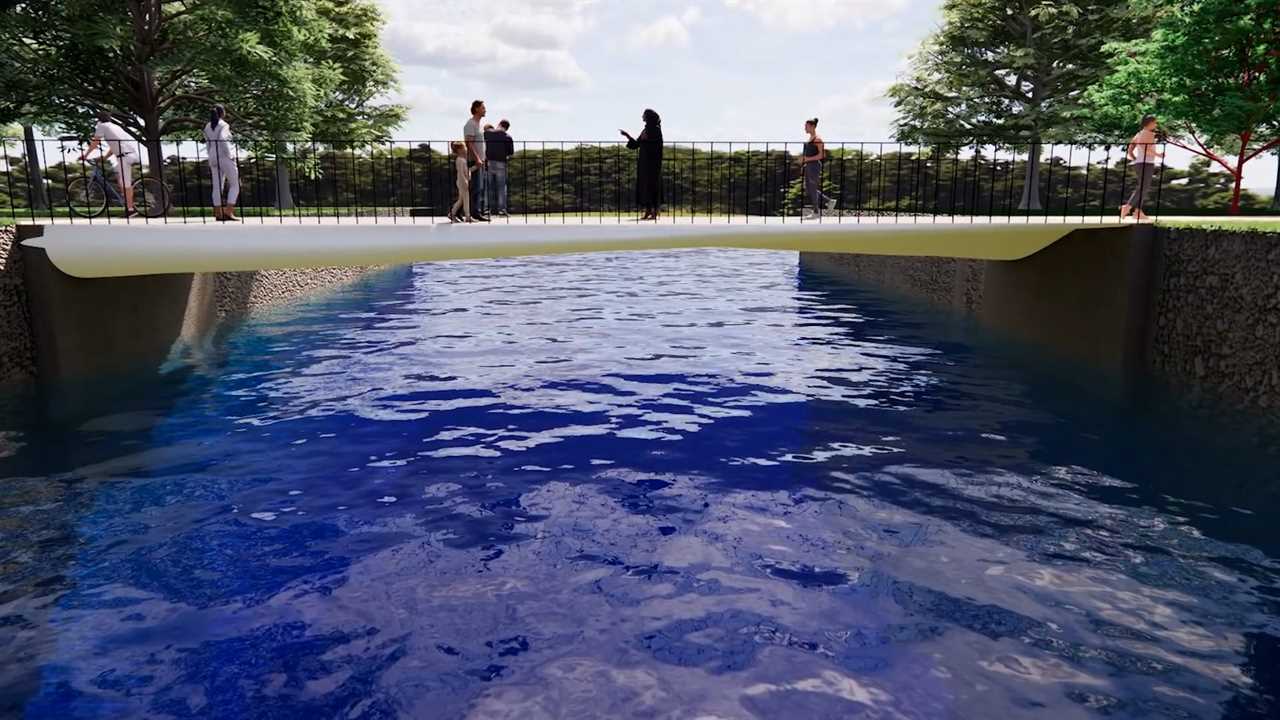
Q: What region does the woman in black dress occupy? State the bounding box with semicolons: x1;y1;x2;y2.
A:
620;109;664;221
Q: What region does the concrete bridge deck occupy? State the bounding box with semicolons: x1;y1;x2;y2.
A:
19;219;1130;279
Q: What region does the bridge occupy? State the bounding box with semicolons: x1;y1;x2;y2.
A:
1;134;1246;387
13;217;1158;389
6;135;1185;280
20;217;1128;279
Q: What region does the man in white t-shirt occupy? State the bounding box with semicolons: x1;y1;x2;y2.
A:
463;100;489;221
80;111;141;216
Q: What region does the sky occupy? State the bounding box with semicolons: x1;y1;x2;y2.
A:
377;0;931;142
374;0;1277;194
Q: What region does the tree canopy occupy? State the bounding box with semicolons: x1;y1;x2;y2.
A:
888;0;1146;208
0;0;405;149
1084;0;1280;213
889;0;1143;144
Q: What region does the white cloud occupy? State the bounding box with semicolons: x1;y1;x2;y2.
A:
390;85;568;138
376;0;595;88
722;0;907;31
492;11;589;50
813;81;898;140
504;97;570;116
626;7;703;50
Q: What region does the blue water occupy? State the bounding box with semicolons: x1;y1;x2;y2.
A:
1;249;1278;719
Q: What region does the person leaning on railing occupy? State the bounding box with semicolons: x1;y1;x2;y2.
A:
203;104;240;222
1121;114;1164;222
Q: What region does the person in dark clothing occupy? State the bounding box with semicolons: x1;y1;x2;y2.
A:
484;120;515;216
621;109;664;221
801;117;835;219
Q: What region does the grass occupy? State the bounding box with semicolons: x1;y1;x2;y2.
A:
1161;218;1280;232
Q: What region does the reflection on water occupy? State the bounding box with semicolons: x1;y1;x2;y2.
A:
0;249;1277;719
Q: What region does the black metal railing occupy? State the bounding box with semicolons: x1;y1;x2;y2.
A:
0;137;1211;225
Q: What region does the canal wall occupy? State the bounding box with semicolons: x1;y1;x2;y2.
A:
800;226;1280;415
0;226;35;384
6;225;379;385
1150;228;1280;412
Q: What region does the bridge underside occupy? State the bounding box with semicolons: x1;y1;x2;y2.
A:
13;222;1148;388
19;221;1127;279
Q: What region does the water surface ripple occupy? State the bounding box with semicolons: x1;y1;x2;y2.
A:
1;249;1278;719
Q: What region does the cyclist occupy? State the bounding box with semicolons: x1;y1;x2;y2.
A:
80;111;141;217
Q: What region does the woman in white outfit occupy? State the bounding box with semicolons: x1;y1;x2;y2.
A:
203;104;240;222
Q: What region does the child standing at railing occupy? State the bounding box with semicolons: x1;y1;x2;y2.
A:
449;141;473;223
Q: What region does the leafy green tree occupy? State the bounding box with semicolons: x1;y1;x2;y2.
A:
1158;158;1270;211
0;0;403;190
889;0;1146;210
269;0;405;209
0;2;63;209
1085;0;1279;214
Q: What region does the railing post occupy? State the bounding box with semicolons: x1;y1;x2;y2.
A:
1;139;14;225
936;144;947;222
987;144;998;221
1153;142;1167;223
1043;143;1056;223
1100;145;1112;222
174;141;188;224
1081;145;1092;222
38;139;54;224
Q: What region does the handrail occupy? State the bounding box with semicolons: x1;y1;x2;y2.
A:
0;137;1236;226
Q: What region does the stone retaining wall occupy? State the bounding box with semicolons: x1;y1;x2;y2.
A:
208;265;377;322
801;227;1280;416
1151;229;1280;412
0;226;35;384
2;225;378;386
800;252;987;314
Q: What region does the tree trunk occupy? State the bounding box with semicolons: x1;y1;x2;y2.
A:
274;146;294;210
144;138;164;181
136;62;167;185
1226;132;1252;216
22;125;47;210
1271;152;1279;211
1229;172;1244;215
143;115;165;184
1018;142;1042;211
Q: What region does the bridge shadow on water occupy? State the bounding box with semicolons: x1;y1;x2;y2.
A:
0;251;1276;718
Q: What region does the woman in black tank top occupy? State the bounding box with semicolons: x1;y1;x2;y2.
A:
801;118;835;219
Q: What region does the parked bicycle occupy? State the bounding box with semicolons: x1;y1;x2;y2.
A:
62;138;170;219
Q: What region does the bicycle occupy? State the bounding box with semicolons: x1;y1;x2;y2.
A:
62;139;170;219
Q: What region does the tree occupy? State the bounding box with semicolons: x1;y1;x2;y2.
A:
269;0;405;209
0;2;61;209
1085;0;1279;214
0;0;403;191
888;0;1146;210
1272;150;1280;211
1158;158;1271;212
